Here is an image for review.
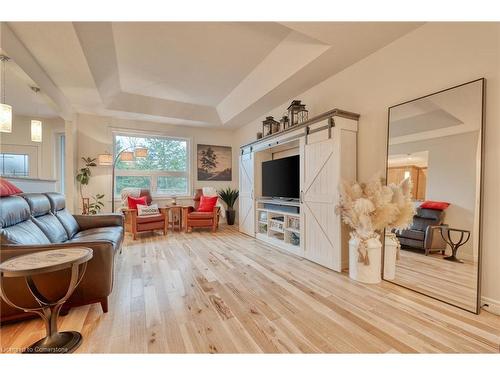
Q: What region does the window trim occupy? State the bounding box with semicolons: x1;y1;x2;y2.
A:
112;130;192;199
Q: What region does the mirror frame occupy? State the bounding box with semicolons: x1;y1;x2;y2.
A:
383;78;486;314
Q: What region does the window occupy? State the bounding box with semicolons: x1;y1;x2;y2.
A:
0;153;29;177
114;133;190;196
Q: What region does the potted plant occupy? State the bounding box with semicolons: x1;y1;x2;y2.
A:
336;175;414;284
76;156;105;215
218;187;239;225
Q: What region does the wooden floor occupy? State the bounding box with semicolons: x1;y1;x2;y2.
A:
1;226;499;353
394;249;478;312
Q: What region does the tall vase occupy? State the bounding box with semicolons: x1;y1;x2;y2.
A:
226;208;236;225
383;232;399;280
348;233;382;284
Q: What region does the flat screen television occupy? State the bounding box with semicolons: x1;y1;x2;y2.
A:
262;155;300;199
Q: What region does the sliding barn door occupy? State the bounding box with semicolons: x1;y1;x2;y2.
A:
239;152;255;237
301;137;341;271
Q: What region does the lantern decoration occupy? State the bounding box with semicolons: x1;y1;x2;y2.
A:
262;116;280;137
287;100;309;127
280;115;290;131
98;152;113;166
120;151;134;162
298;106;309;124
0;55;12;133
134;147;148;158
31;120;43;142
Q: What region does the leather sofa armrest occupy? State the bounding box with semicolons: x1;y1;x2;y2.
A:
425;224;448;250
73;214;124;231
1;240;117;291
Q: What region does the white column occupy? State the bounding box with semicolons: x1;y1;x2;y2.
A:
64;116;78;213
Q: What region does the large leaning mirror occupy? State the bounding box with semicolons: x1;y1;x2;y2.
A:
384;79;485;313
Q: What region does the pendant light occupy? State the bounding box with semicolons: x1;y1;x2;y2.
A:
30;86;42;142
0;55;12;133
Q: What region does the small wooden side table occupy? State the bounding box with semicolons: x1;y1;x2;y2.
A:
438;226;471;263
165;205;189;232
0;247;93;354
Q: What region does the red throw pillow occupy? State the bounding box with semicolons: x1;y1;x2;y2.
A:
128;195;147;210
420;201;450;211
197;195;218;212
0;178;23;197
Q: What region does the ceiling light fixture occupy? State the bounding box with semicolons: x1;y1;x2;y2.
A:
30;87;42;142
0;55;12;133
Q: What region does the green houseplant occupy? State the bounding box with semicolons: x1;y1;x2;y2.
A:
76;157;105;215
218;187;239;225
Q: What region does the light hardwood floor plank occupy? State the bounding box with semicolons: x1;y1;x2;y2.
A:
1;226;499;353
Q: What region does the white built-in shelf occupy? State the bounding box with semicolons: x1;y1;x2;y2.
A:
256;207;300;217
257;198;300;207
269;227;284;234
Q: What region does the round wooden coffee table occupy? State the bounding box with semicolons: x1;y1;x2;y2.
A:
0;247;93;353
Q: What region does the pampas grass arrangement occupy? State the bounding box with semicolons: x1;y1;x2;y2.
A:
337;175;415;264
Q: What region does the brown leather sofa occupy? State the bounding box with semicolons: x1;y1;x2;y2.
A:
0;192;123;323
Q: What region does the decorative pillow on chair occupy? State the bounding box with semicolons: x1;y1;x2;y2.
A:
420;201;450;210
137;204;160;216
0;178;23;197
198;195;218;212
127;195;147;210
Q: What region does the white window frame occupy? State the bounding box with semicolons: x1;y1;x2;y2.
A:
112;130;192;199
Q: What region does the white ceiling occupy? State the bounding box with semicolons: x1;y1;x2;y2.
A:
1;56;58;118
4;22;424;127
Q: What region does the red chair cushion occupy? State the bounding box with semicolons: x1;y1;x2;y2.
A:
420;201;450;211
197;195;218;212
127;195;147;210
0;178;23;197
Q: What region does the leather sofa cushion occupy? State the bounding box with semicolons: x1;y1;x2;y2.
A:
45;192;80;238
32;214;69;243
44;192;66;211
412;217;438;232
21;193;68;243
398;229;425;241
0;220;51;245
136;214;164;224
56;210;80;239
187;211;215;219
70;226;123;248
0;196;31;228
21;193;51;217
417;207;445;220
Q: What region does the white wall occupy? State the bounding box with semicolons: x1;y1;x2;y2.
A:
0;114;64;180
235;23;500;311
75;113;238;217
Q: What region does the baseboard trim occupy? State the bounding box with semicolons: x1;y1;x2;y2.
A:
481;296;500;315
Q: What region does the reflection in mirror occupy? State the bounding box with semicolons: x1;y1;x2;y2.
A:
384;79;484;313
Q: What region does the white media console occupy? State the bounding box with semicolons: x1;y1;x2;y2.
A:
238;108;359;272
